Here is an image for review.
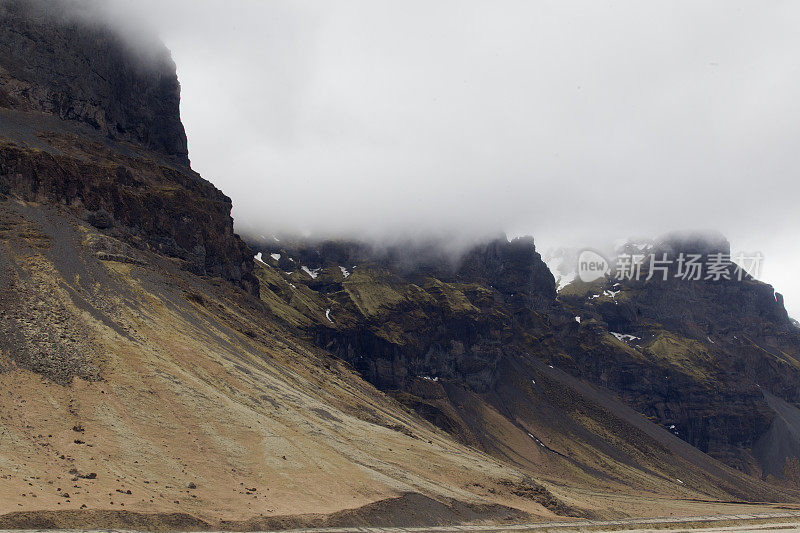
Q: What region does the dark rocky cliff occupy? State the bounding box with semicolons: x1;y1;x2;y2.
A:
0;0;188;164
249;231;800;481
456;235;557;311
558;235;800;476
248;235;558;392
0;0;257;295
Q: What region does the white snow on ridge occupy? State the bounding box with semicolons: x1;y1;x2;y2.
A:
325;308;334;323
575;316;581;323
340;266;351;278
254;252;265;263
422;376;439;382
611;332;641;342
589;289;620;303
302;266;320;279
271;253;281;261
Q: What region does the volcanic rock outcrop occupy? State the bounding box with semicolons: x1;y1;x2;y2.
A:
0;0;188;163
558;234;800;475
0;0;257;294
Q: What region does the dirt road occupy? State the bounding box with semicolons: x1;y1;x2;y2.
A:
6;510;800;532
259;511;800;532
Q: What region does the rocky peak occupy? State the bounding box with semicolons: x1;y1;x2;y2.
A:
652;230;731;257
557;231;800;474
457;235;557;308
0;0;189;165
254;233;559;307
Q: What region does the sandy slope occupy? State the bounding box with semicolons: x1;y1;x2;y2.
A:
0;200;561;523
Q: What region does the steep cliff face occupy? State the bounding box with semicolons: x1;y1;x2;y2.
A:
0;1;257;295
249;236;557;392
0;0;188;164
558;236;800;476
456;236;557;310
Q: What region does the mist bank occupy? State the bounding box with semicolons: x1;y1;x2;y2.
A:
243;228;739;281
14;0;797;317
241;227;798;322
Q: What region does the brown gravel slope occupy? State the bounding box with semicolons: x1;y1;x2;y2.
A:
0;199;798;529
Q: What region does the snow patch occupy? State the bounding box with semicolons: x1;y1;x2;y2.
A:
422;376;439;382
271;253;281;261
325;308;333;323
254;252;265;264
611;332;641;342
575;316;581;324
339;266;351;278
527;433;546;447
302;266;320;279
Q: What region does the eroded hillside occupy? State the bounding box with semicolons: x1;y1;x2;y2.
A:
247;232;800;492
245;236;800;500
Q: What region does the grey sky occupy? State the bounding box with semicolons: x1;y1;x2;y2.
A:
107;0;800;315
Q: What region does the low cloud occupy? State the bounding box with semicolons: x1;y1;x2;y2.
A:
46;0;800;315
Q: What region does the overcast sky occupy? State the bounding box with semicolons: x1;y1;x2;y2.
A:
107;0;800;316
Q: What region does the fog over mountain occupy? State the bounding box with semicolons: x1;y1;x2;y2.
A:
74;0;800;315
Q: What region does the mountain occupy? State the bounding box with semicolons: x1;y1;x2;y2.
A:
2;1;800;529
248;233;800;485
557;233;800;477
